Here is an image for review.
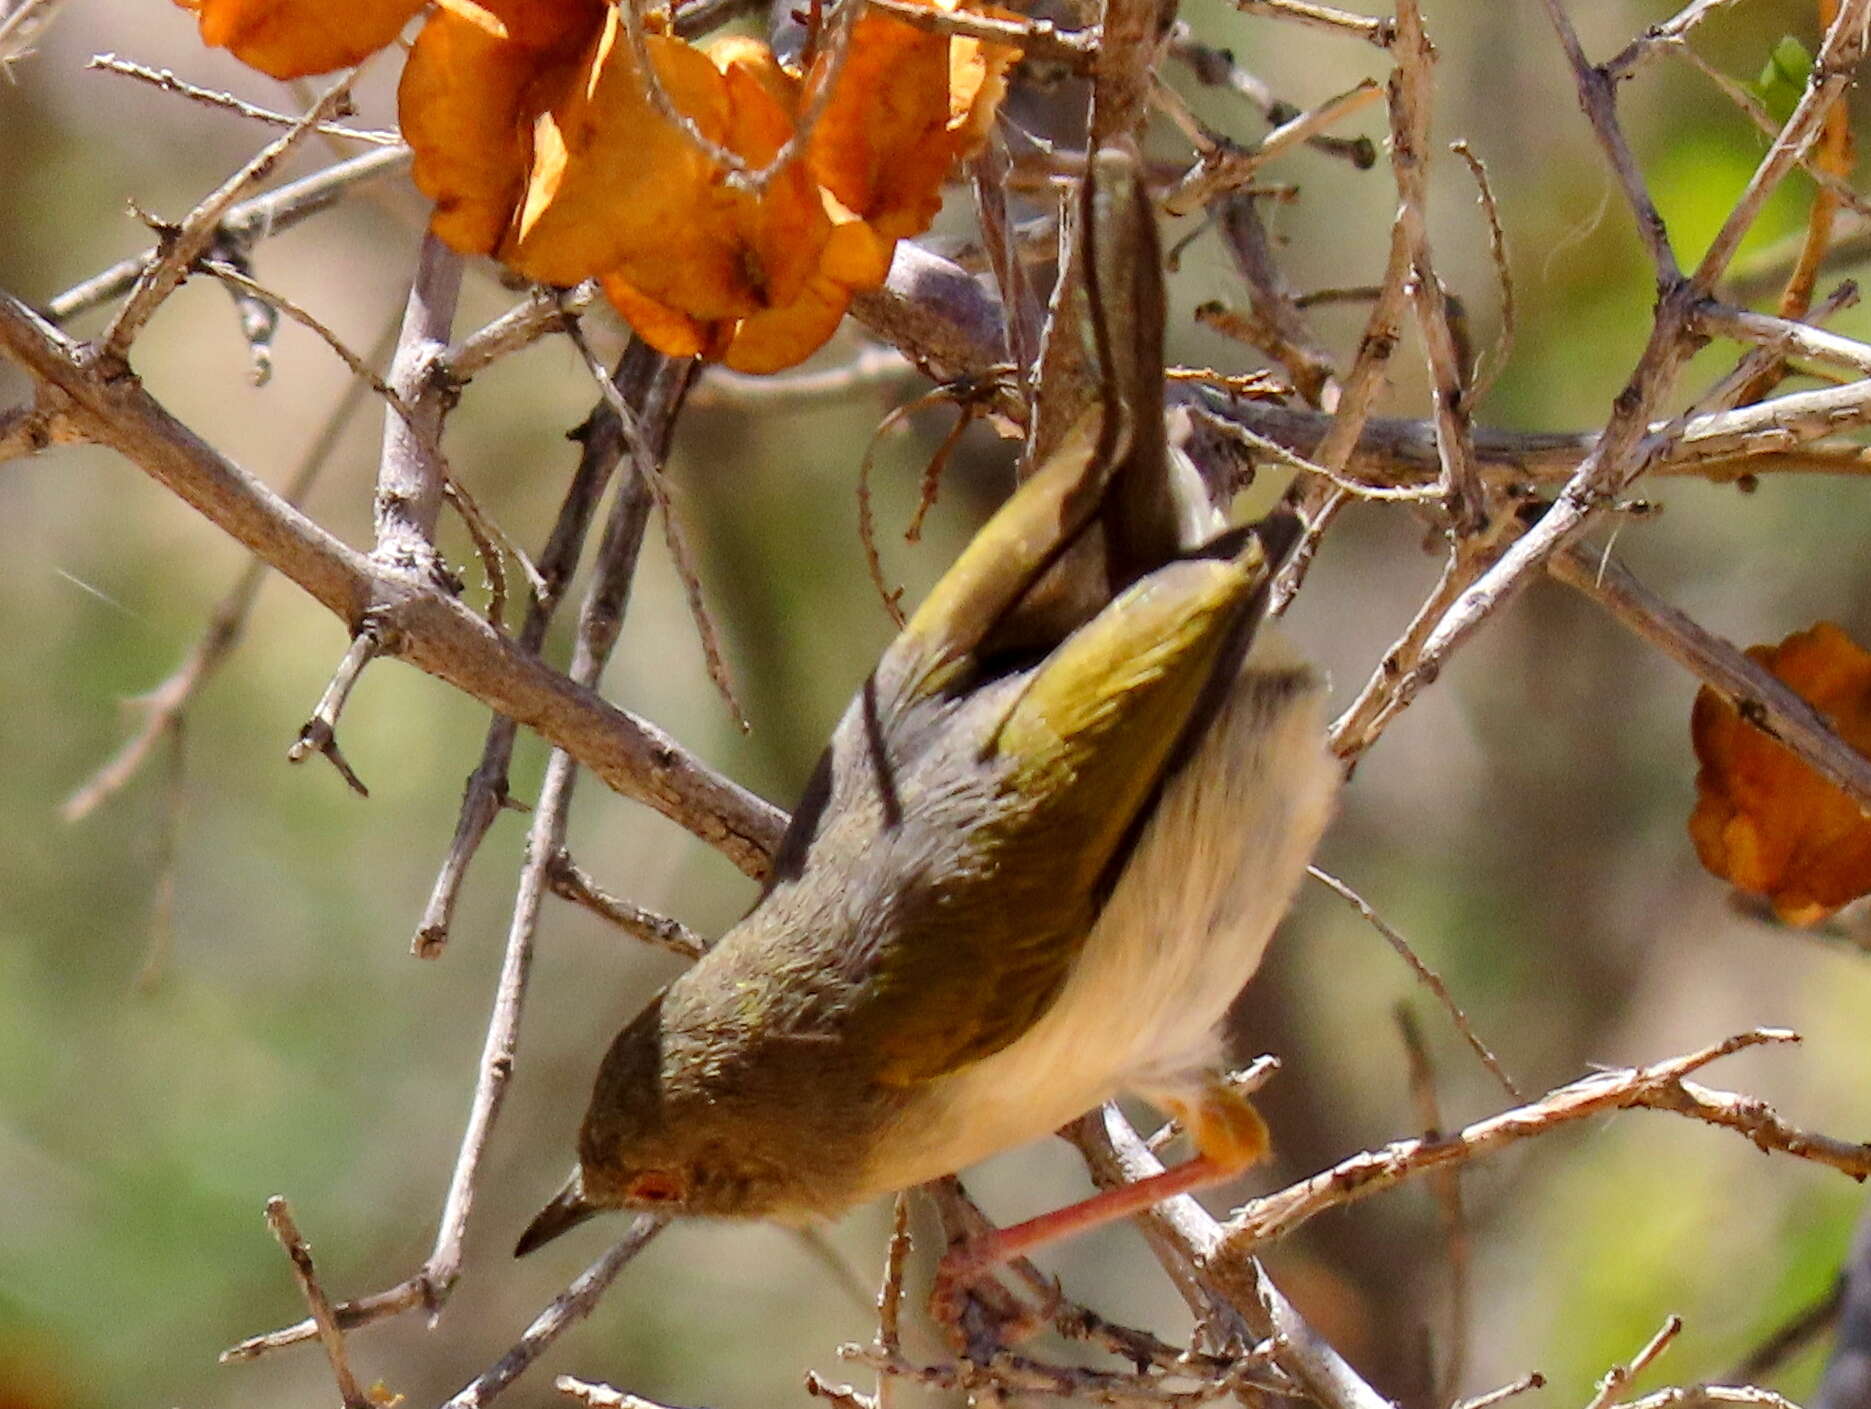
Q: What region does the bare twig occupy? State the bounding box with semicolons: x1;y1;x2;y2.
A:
1168;28;1379;170
1585;1316;1684;1409
441;1219;666;1409
446;283;602;383
1692;1;1871;289
1618;1388;1805;1409
101;72;362;360
373;232;462;585
865;0;1093;66
546;851;707;960
558;1378;694;1409
1451;140;1515;405
286;628;378;796
1161;80;1384;216
1308;866;1521;1101
1453;1373;1547;1409
1396;1006;1468;1404
0;289;787;878
44;146;411;326
1216;1030;1871;1257
62;313;398;821
87;54;400;144
1233;0;1395;46
1549;543;1871;813
1536;0;1678;280
414;347;665;957
1604;0;1750;80
261;1197;370;1409
565;321;747;729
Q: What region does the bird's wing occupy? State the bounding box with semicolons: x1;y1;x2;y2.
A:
860;531;1277;1084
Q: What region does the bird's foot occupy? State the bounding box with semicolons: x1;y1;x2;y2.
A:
929;1251;1055;1360
1163;1080;1270;1169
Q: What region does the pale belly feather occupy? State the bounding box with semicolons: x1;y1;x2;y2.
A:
857;632;1338;1198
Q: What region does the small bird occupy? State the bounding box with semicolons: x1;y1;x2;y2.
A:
516;143;1337;1280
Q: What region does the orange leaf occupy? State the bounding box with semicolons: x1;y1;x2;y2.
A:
720;271;854;372
505;13;760;318
803;0;1017;243
176;0;425;79
1689;621;1871;924
400;1;604;254
600;273;731;361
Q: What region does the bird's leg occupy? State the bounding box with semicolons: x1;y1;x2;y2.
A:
933;1080;1270;1299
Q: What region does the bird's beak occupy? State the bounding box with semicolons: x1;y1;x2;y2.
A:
515;1168;599;1257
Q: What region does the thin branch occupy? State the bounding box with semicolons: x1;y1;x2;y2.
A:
1168;28;1379;169
413;346;661;957
1535;0;1677;280
864;0;1095;66
1;289;784;878
1387;0;1486;535
558;1379;693;1409
43;145;411;326
1549;542;1871;813
1450;139;1515;405
1453;1374;1548;1409
1215;1029;1870;1258
445;283;601;383
546;851;707;960
373;233;462;585
1396;1006;1469;1404
1618;1388;1805;1409
1161;80;1384;216
101;71;361;360
1586;1316;1684;1409
285;628;378;795
61;312;397;821
423;428;668;1309
1699;302;1871;380
1604;0;1750;80
87;54;400;145
261;1197;370;1409
1232;0;1396;46
1309;866;1521;1101
440;1218;666;1409
1692;1;1871;289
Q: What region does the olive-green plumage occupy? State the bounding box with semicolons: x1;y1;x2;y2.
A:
516;144;1336;1258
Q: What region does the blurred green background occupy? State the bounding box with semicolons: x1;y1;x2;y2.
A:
4;2;1871;1407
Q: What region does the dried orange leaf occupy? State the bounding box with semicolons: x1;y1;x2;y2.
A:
721;272;854;373
400;9;576;253
504;13;756;314
711;37;830;313
803;0;1018;243
1689;620;1871;924
177;0;424;79
601;273;730;361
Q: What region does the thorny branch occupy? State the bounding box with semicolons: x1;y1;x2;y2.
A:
1216;1030;1871;1258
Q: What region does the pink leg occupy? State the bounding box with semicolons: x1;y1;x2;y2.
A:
937;1153;1233;1289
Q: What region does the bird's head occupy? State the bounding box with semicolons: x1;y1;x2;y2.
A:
514;986;837;1255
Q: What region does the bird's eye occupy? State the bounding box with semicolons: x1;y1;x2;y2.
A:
626;1170;686;1205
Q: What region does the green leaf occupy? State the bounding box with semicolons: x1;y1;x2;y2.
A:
1751;34;1814;125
